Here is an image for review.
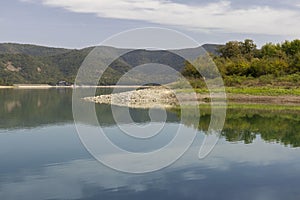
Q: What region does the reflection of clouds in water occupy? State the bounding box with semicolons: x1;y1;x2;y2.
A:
170;134;300;173
181;170;206;181
0;159;163;200
211;135;300;166
1;135;300;199
0;174;82;200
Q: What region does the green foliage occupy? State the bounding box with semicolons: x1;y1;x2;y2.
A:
0;44;189;86
194;55;220;78
182;39;300;88
0;53;64;85
181;61;201;78
225;57;250;76
261;43;284;58
225;87;300;96
218;39;257;59
282;40;300;56
1;40;300;87
224;75;249;86
219;41;242;58
241;39;257;55
289;52;300;73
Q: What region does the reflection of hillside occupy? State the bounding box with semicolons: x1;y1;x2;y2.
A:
0;89;179;129
2;89;300;148
0;89;73;129
94;105;179;126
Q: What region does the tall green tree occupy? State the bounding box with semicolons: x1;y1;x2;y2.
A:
240;39;257;55
219;41;241;58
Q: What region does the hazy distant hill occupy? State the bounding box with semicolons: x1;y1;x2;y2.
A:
202;44;222;55
0;43;220;85
0;43;71;56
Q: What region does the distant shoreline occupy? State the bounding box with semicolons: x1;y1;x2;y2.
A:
84;86;300;107
0;85;153;89
2;85;300;106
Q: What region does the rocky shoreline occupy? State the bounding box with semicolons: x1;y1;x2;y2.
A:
84;87;180;108
84;87;300;108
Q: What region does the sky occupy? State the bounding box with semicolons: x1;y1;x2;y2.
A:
1;0;300;48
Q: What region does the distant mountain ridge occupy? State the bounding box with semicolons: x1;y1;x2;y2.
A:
0;43;221;85
0;43;72;56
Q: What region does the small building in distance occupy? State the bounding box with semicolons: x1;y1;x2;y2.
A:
56;81;72;86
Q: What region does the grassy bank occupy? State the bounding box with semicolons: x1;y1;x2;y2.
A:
176;86;300;96
196;103;300;111
225;87;300;96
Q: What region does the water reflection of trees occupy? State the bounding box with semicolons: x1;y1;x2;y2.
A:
177;107;300;147
222;111;300;147
2;89;300;148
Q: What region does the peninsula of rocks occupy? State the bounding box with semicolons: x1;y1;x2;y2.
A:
83;87;180;108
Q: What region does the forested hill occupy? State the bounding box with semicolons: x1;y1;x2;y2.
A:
2;40;299;87
0;43;219;85
0;43;71;56
0;44;93;85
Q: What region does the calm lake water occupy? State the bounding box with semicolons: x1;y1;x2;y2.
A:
1;89;300;200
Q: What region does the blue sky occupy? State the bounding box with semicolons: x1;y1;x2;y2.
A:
1;0;300;48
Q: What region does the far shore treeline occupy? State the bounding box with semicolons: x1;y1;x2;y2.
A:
0;40;300;87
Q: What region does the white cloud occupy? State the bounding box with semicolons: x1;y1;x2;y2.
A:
32;0;300;36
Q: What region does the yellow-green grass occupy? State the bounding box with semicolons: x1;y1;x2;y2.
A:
176;86;300;96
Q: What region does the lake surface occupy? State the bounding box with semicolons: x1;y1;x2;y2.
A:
1;89;300;200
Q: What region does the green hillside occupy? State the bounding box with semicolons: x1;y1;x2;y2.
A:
1;41;299;87
0;43;71;56
0;43;204;85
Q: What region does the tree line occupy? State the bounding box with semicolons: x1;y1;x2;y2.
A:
183;39;300;86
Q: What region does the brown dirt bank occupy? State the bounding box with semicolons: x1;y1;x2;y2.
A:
226;94;300;105
191;93;300;105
